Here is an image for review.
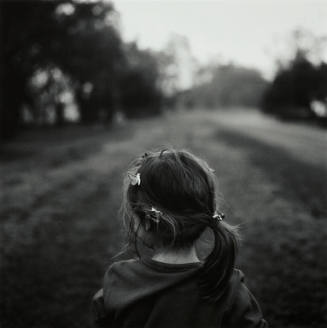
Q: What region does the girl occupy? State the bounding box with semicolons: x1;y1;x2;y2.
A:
92;149;267;328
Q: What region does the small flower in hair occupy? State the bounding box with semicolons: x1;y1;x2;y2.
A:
146;206;161;223
213;211;225;221
151;206;161;214
128;172;141;186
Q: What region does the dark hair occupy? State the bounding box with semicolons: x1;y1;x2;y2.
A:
121;148;239;303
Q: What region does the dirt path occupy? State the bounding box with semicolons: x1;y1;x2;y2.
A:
1;111;326;328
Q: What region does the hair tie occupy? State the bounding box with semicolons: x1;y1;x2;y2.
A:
145;207;161;223
212;211;225;221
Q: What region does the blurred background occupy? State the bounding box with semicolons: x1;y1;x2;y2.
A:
0;0;326;327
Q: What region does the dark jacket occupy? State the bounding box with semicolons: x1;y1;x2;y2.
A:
92;258;268;328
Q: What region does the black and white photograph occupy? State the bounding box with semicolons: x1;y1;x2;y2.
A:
1;1;326;327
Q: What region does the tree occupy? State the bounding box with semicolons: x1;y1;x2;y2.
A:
0;0;124;138
178;63;267;109
1;0;62;137
261;29;327;119
56;2;125;123
119;43;163;118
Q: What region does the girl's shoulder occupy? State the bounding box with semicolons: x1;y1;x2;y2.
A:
225;269;245;305
106;258;140;272
103;258;141;283
105;257;202;276
224;269;268;327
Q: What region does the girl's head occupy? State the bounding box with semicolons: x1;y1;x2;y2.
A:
122;148;239;302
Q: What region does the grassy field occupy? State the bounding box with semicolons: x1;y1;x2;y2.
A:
1;110;326;328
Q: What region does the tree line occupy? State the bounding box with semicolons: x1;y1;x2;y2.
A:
1;2;326;140
0;0;164;139
176;63;267;109
262;52;327;121
262;30;327;122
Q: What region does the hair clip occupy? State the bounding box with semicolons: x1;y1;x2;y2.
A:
146;206;161;223
212;211;225;221
150;206;161;214
128;172;141;186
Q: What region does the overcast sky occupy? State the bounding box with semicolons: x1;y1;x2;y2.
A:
114;0;327;79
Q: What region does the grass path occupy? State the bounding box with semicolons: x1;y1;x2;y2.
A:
1;111;326;328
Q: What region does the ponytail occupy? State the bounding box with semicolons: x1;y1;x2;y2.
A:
199;218;239;304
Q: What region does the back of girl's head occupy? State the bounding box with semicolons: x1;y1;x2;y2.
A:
122;148;239;303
